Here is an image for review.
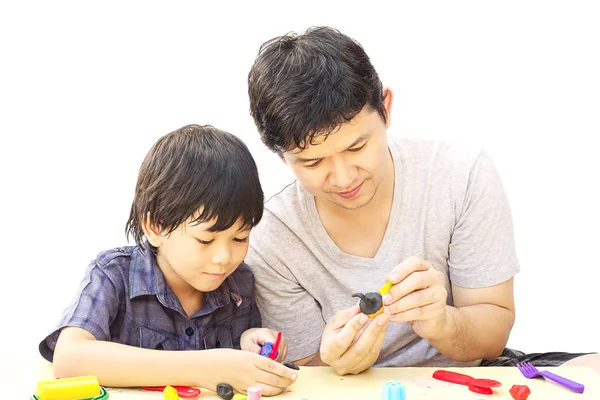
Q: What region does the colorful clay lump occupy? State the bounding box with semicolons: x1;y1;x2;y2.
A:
247;386;261;400
509;385;531;400
31;375;108;400
217;383;234;400
381;381;406;400
353;281;393;318
282;361;300;370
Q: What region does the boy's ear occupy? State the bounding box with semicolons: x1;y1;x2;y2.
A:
141;213;163;247
382;87;393;129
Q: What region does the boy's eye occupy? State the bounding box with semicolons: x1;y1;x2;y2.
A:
234;237;249;243
305;159;323;168
196;239;214;245
347;143;366;153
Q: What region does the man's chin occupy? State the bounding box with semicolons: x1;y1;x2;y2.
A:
329;192;376;210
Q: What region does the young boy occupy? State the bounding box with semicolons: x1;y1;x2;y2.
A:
39;124;297;396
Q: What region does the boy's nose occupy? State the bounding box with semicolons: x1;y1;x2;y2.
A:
211;245;231;265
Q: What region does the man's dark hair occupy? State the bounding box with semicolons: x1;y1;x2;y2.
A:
248;26;388;153
125;124;263;249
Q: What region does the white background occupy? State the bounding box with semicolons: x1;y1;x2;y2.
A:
1;1;598;363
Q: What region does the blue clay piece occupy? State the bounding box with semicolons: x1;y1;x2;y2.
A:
381;381;406;400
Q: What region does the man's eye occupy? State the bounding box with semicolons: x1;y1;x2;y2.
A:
347;143;366;153
234;237;249;243
197;239;213;245
305;159;323;168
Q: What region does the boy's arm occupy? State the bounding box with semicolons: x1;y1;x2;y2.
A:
53;327;297;394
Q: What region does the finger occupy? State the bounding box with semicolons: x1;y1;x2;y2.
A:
324;305;361;334
255;329;278;346
276;338;288;362
257;357;298;384
249;382;286;397
339;312;389;368
386;284;445;315
247;343;262;354
385;266;440;305
387;257;431;285
326;312;369;358
352;313;390;372
390;301;445;322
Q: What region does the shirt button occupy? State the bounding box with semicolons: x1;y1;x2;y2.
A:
185;327;194;336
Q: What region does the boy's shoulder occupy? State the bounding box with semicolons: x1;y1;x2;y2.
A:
87;246;140;287
94;246;136;266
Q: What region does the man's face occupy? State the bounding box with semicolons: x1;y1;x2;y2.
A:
282;105;392;211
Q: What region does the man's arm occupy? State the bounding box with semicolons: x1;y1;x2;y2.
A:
384;258;515;362
428;278;515;361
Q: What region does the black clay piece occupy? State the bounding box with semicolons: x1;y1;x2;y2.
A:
282;360;300;370
352;292;383;315
217;383;234;400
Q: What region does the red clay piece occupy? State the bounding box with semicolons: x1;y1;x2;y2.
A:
509;384;531;400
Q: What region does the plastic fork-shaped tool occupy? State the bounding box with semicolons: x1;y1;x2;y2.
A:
516;362;584;393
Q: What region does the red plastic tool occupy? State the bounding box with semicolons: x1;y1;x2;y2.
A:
142;385;201;398
432;370;501;395
269;331;282;360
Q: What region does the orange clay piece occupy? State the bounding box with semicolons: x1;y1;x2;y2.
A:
367;282;392;317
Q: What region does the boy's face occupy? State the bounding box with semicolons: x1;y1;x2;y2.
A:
282;102;392;211
150;217;251;293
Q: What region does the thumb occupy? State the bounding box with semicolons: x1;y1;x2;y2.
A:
326;304;362;332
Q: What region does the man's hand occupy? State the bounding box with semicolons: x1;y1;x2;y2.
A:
240;328;288;362
383;256;448;340
319;305;389;375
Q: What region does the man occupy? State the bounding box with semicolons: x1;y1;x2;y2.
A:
246;26;597;374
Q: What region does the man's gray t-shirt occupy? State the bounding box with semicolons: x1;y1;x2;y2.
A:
246;136;520;367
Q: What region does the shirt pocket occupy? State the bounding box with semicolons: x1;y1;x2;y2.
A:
202;322;233;350
139;326;180;351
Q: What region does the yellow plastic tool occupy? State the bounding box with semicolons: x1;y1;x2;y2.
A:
163;385;180;400
378;281;393;295
35;375;102;400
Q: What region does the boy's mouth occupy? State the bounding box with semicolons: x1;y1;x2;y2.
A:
205;272;226;279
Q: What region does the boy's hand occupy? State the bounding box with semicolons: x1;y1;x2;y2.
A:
206;349;297;396
240;328;288;362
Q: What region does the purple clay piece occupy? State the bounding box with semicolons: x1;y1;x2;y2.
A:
260;342;278;358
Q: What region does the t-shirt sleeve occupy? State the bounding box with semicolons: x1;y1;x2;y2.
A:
448;151;520;288
38;261;122;362
246;246;325;362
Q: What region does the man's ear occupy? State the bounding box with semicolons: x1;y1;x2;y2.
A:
141;213;163;248
382;87;393;129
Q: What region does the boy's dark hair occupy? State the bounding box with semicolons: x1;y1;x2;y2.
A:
125;124;263;249
248;26;388;153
